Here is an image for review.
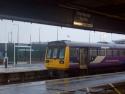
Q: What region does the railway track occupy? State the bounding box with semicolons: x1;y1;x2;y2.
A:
0;70;125;85
1;72;125;94
59;82;125;94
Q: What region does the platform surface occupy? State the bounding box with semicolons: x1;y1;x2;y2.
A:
0;63;46;73
0;82;56;94
1;72;125;94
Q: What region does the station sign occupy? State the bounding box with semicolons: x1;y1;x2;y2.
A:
73;11;93;28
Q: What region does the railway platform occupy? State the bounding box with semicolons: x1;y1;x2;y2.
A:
1;72;125;94
0;63;48;84
0;63;46;73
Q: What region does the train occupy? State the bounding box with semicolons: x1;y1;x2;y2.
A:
44;40;125;76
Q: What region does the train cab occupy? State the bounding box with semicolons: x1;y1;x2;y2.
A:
44;40;88;71
45;41;70;70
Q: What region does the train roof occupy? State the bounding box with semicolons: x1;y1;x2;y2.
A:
48;40;125;49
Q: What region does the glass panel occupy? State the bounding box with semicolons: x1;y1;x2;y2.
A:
113;50;118;56
46;47;65;59
106;49;112;56
70;48;77;57
70;48;80;63
47;48;52;58
89;48;97;56
59;48;65;59
98;49;105;56
52;48;58;58
119;50;125;56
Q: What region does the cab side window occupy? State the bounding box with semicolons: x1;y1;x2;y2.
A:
70;48;79;63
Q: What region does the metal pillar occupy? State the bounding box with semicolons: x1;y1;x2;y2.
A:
30;46;32;64
4;43;8;68
14;43;16;67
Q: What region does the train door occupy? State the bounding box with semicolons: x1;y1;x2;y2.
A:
70;48;80;68
79;48;88;69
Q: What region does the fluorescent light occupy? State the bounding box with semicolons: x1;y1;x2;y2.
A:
73;21;93;27
73;21;83;26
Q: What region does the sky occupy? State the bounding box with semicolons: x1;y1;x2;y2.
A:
0;19;125;43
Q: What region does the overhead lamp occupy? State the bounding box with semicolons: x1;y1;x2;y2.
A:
73;21;84;26
73;21;93;28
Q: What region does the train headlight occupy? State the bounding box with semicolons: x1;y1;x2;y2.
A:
59;60;64;64
46;60;49;63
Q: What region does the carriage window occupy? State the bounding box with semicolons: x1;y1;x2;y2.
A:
119;49;125;56
113;50;118;56
47;48;52;58
89;48;97;61
70;48;79;57
89;48;97;56
106;49;112;56
70;48;79;63
70;48;76;57
59;48;65;59
123;50;125;56
98;49;105;56
52;48;58;58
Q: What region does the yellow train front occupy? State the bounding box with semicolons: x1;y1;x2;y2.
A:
45;41;70;70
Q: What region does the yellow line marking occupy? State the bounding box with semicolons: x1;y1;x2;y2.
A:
109;83;121;94
86;87;90;93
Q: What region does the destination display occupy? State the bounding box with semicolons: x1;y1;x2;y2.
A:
73;11;93;28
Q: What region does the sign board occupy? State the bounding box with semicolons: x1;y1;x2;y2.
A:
73;11;93;28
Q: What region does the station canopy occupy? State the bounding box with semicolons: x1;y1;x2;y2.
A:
0;0;125;33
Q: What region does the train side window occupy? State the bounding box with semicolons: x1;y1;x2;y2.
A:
106;49;112;56
113;50;118;56
122;50;125;56
70;48;79;63
89;48;97;61
70;48;79;57
89;48;97;56
119;49;125;56
123;50;125;56
70;48;75;57
98;49;105;56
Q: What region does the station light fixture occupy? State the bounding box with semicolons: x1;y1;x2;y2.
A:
73;20;93;28
73;21;84;26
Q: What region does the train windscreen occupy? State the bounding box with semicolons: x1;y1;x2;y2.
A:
46;47;65;59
